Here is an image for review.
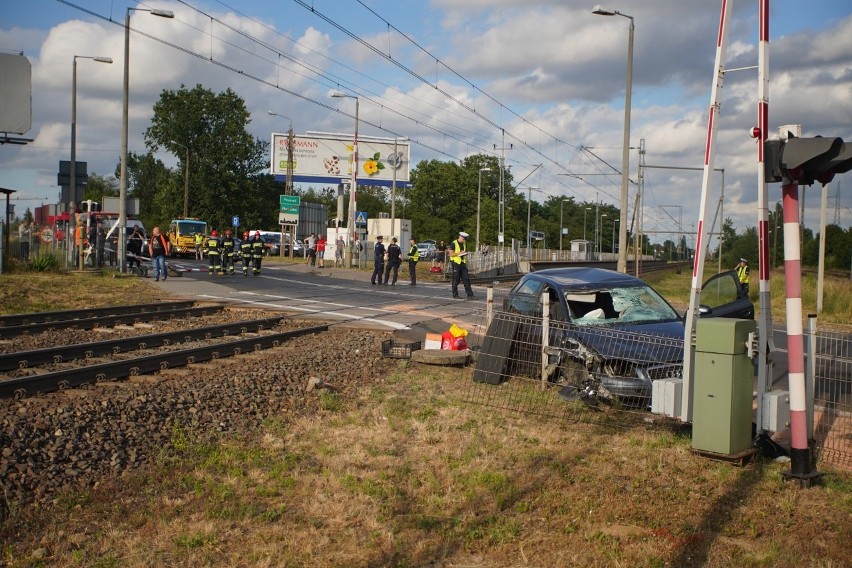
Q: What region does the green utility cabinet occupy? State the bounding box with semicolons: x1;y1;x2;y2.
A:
692;318;756;455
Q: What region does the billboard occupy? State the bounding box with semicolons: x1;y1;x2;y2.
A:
271;133;410;186
0;53;32;135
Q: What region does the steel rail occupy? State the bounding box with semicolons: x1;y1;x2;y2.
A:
0;305;225;339
0;315;287;372
0;324;328;399
0;300;196;327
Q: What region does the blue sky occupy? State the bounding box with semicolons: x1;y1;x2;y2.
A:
2;0;851;243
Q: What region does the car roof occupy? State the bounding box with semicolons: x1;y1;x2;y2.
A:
525;267;645;290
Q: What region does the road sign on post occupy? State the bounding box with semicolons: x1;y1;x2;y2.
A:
279;195;300;224
232;216;240;227
355;211;367;227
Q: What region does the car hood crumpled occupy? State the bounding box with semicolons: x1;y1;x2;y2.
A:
565;320;685;365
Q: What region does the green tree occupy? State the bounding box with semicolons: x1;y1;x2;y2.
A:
141;84;272;232
82;172;119;203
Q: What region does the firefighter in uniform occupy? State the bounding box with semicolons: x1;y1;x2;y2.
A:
407;238;419;286
221;229;235;275
207;230;221;275
240;231;253;276
449;231;475;300
250;230;264;276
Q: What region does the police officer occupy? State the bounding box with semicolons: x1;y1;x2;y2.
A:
384;237;402;285
207;230;221;275
371;235;386;285
251;230;264;276
449;231;475;300
221;229;235;275
736;258;750;295
195;232;204;260
407;238;419;286
240;231;253;276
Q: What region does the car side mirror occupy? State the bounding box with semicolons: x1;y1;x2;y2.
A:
699;305;711;316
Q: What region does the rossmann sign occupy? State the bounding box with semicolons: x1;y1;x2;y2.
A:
270;133;410;186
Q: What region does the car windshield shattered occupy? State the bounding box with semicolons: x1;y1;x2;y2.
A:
567;285;680;326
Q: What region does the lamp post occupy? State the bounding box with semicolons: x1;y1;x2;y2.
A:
523;186;541;253
170;140;190;218
611;219;618;253
559;198;569;253
118;7;174;273
269;111;295;258
331;92;359;252
593;5;633;273
389;137;408;243
71;54;112;270
600;213;608;258
267;111;294;195
476;167;491;252
583;207;591;241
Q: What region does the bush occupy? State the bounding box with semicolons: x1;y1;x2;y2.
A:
29;252;60;272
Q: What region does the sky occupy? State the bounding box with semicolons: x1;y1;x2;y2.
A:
1;0;851;248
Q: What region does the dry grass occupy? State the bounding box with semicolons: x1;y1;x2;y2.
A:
2;365;850;567
0;272;160;315
650;265;852;325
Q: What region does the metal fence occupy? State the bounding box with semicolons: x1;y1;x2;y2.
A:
809;320;852;470
461;286;852;472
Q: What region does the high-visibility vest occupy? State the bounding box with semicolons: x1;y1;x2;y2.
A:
251;238;264;259
207;238;221;256
450;240;466;265
408;245;419;262
736;264;749;284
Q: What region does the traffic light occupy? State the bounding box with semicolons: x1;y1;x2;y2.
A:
764;135;851;185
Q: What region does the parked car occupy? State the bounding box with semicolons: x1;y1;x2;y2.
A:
282;238;304;257
487;267;753;406
416;242;436;260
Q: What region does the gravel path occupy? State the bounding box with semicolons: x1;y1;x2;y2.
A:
0;317;394;509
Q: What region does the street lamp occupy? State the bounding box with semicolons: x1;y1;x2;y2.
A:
118;7;174;273
593;5;633;273
71;54;112;270
600;213;608;258
331;92;359;254
523;186;541;253
170;140;190;218
267;111;294;195
584;207;591;241
559;198;570;253
269;111;295;258
476;167;491;252
611;219;619;253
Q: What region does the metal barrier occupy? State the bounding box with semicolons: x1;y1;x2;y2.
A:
808;319;852;471
463;287;852;471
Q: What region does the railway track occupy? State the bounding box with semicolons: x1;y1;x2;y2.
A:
0;302;224;339
0;302;328;400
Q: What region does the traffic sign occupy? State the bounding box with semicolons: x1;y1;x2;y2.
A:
355;211;367;227
232;216;240;227
278;212;298;225
279;195;300;225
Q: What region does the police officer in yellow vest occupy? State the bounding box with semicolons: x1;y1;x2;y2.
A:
449;231;476;300
407;238;419;286
736;257;750;295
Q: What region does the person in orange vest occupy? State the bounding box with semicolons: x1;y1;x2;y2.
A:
149;226;170;281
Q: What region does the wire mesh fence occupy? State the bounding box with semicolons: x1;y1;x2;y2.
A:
811;324;852;470
462;287;852;471
464;288;686;429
